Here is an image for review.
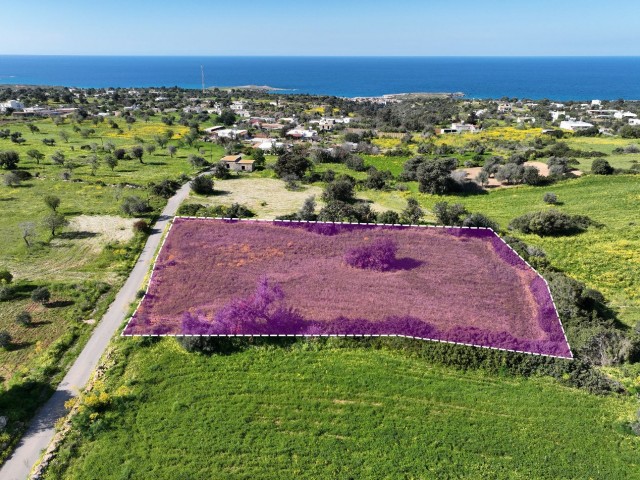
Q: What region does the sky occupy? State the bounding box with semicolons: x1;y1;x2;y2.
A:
1;0;639;56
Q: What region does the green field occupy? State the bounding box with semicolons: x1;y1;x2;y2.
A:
0;115;224;461
362;174;640;326
565;136;640;171
45;339;640;480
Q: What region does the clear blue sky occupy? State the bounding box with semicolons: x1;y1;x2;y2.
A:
2;0;639;56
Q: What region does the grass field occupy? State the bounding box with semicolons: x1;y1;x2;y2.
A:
45;339;640;480
0;115;222;461
361;174;640;327
565;136;640;171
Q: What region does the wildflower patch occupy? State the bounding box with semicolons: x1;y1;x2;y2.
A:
123;218;572;358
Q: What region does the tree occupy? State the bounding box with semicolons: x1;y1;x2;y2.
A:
495;163;524;185
522;165;542;185
3;171;21;187
322;178;354;203
401;198;424;224
27;123;40;134
416;158;458;194
114;148;127;160
591;158;614;175
345;155;366;172
154;134;169;148
44;195;61;211
0;331;11;349
26;149;44;165
0;270;12;284
50;150;65;165
104;155;118;171
219;110;236;126
167;145;177;158
190;175;214;195
274;151;313;179
543;192;558;204
0;150;20;169
433;202;467;226
475;169;490;187
31;286;51;305
145;144;157;155
212;161;230;179
131;145;144;163
16;311;32;326
252;149;266;169
58;131;70;142
42;212;69;236
364;169;390;190
19;222;36;247
298;195;317;221
121;196;151;216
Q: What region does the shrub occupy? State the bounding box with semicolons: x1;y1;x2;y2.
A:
462;213;499;230
591;159;614;175
543;192;558;204
177;203;204;216
0;150;20;169
16;311;32;326
190;175;214;195
377;210;401;224
509;210;594;236
344;238;398;271
0;285;13;301
150;179;180;198
31;287;51;304
401;198;424;224
225;203;255;219
3;171;21;187
121;196;151;216
0;331;11;349
0;269;13;284
345;155;366;172
133;220;150;234
433;202;467;226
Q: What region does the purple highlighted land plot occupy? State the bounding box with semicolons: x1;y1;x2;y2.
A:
124;218;573;359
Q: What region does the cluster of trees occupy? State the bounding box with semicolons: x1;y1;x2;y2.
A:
176;202;255;219
432;202;499;230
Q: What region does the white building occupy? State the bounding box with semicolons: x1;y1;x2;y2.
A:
559;120;594;131
0;100;24;112
286;127;318;140
614;111;638;120
591;100;602;108
551;111;566;122
629;118;640;126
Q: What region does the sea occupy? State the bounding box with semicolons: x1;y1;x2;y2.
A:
1;56;640;100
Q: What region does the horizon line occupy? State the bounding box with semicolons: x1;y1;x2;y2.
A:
1;54;640;58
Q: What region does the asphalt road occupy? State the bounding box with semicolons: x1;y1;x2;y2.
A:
0;181;192;479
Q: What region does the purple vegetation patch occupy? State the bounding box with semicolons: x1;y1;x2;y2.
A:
124;218;572;359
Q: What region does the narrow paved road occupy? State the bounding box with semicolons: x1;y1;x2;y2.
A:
1;181;193;480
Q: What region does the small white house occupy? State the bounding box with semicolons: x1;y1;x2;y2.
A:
0;99;24;112
629;118;640;126
560;120;595;132
614;111;638;120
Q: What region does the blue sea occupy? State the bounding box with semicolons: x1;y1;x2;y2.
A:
1;56;640;100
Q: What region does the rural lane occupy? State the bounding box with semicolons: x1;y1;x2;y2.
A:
1;180;194;480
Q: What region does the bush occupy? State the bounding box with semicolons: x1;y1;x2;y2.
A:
225;203;255;219
416;158;458;194
0;331;11;349
121;196;151;216
344;155;366;172
461;213;499;230
377;210;400;224
0;285;13;301
0;270;12;284
591;159;614;175
177;203;205;216
433;202;467;226
344;238;398;271
543;192;558;204
133;220;150;234
190;175;214;195
16;311;32;326
509;210;594;236
150;179;180;198
31;287;51;304
0;150;19;169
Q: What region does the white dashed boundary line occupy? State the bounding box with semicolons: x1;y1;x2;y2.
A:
121;217;573;360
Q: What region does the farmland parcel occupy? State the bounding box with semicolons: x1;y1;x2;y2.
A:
124;218;572;358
